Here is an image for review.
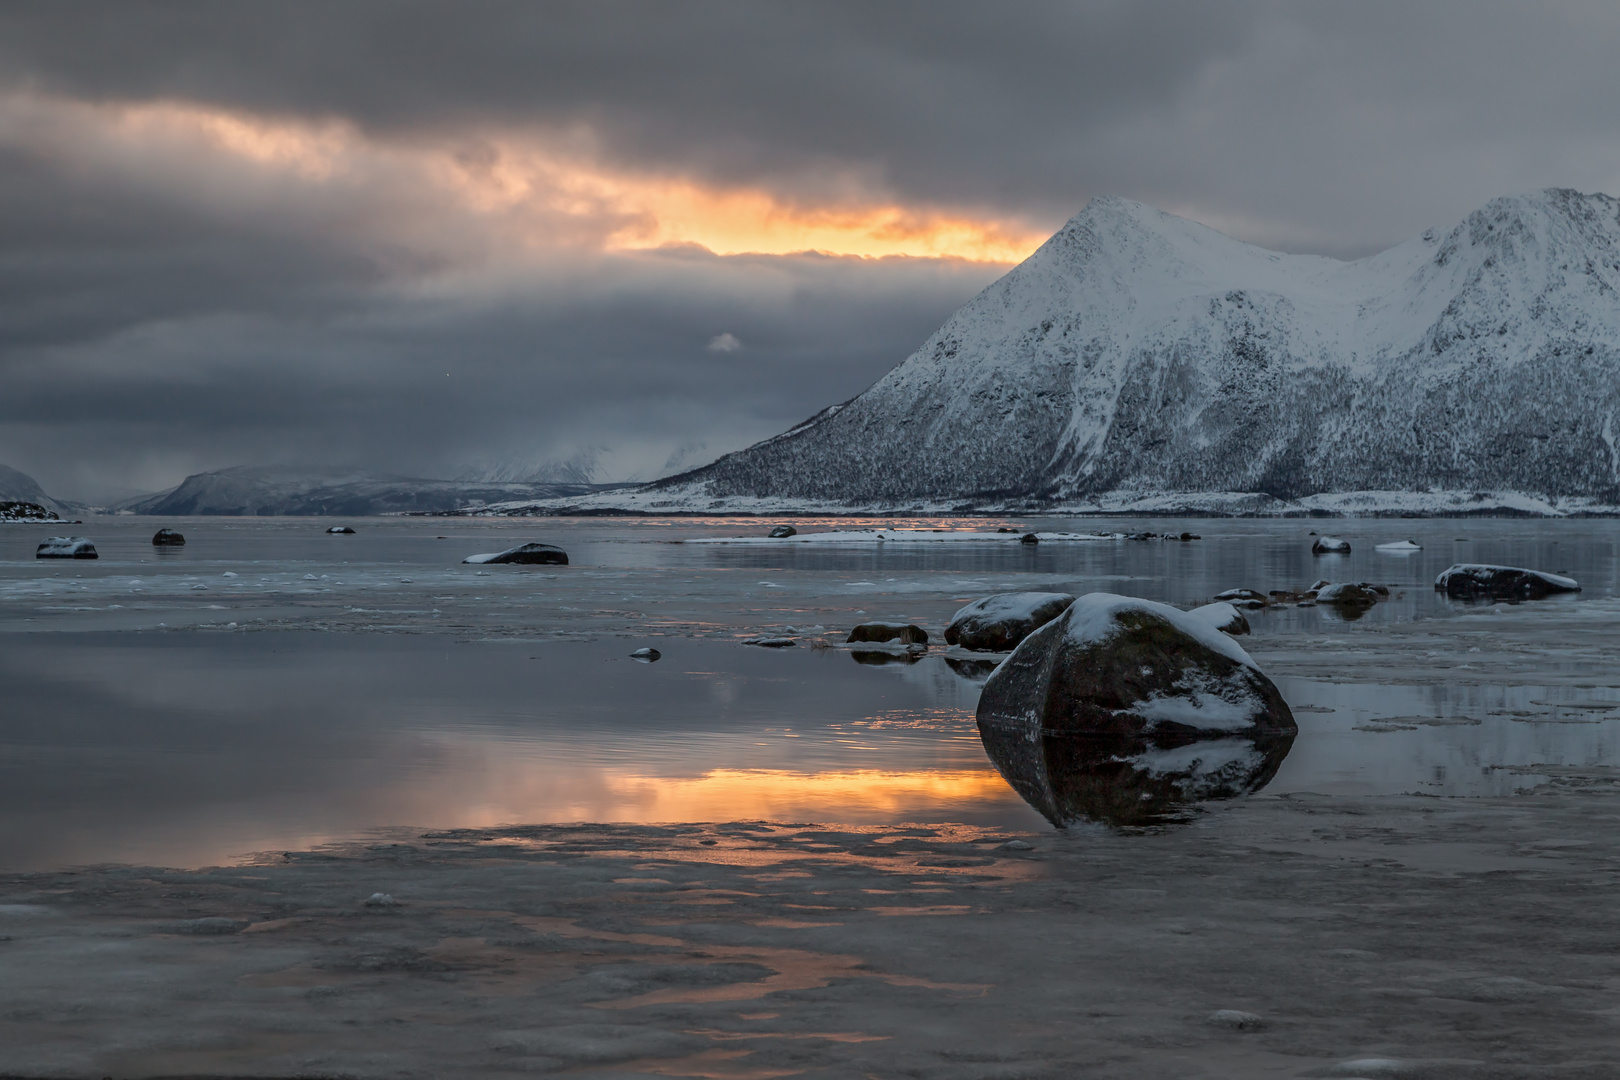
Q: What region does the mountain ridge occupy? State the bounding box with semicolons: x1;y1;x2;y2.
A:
483;187;1620;515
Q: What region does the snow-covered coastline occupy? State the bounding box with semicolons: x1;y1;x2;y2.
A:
444;486;1620;518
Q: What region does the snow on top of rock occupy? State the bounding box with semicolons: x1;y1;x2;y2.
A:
1060;592;1260;671
949;592;1075;625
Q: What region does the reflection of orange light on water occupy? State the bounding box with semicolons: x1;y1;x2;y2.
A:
443;767;1021;827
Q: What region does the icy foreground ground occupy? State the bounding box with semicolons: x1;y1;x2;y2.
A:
4;516;1620;1076
493;188;1620;516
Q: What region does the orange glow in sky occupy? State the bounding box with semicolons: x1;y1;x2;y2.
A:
63;97;1044;263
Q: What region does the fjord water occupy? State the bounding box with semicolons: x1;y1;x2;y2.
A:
2;516;1619;869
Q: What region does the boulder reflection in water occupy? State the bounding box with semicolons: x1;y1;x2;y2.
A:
976;723;1295;828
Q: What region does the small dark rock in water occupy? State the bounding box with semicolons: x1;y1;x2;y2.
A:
364;892;400;908
1435;564;1580;600
629;647;662;662
1212;588;1266;609
998;839;1035;851
977;593;1296;743
1206;1010;1266;1031
1188;602;1250;636
35;536;97;559
1019;532;1039;545
996;526;1019;533
1311;536;1352;555
1315;582;1383;608
743;636;796;648
151;528;186;546
463;542;569;565
847;621;928;645
327;525;356;534
0;501;60;522
945;592;1075;652
767;525;797;538
1180;532;1200;541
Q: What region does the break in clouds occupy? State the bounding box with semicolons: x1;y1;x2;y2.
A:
3;1;1620;500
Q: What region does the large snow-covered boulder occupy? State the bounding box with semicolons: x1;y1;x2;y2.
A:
944;592;1076;652
1435;564;1579;600
36;536;97;559
463;542;569;565
1188;601;1250;636
976;593;1296;741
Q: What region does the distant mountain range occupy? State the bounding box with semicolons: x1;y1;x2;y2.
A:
0;463;633;517
479;187;1620;517
119;467;635;516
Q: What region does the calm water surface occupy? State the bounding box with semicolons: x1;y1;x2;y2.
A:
3;515;1619;868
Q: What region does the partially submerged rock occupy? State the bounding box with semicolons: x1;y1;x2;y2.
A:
1212;588;1266;609
35;536;97;559
1019;533;1039;545
743;636;796;648
1375;539;1422;553
851;647;922;665
629;647;661;663
1436;564;1579;600
1311;536;1352;555
151;528;186;546
1188;601;1249;636
463;542;569;565
767;525;797;538
846;622;928;645
944;592;1075;652
976;593;1296;742
1315;582;1386;608
327;525;356;534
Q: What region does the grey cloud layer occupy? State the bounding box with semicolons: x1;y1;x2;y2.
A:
3;2;1619;499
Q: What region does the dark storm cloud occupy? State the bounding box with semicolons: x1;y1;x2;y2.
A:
2;2;1620;499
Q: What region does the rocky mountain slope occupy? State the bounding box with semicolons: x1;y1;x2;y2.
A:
0;464;75;517
511;188;1620;515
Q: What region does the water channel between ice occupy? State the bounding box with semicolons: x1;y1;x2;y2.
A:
2;515;1618;869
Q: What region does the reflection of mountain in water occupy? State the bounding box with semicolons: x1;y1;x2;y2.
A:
977;722;1294;828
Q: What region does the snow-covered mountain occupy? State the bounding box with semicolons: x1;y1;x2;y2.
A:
502;188;1620;516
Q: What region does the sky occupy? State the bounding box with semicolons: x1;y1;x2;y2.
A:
4;2;1620;502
